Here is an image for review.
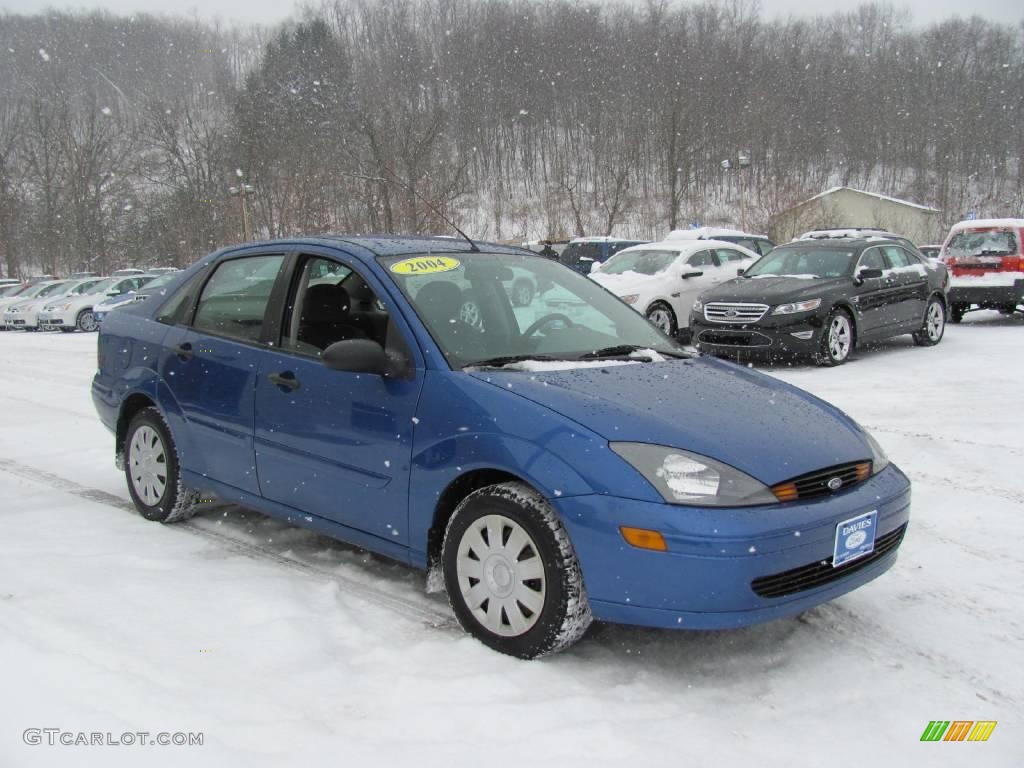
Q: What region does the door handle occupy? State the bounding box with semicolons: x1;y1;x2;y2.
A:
174;342;194;360
268;372;300;392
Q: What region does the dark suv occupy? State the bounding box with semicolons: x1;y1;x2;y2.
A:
690;238;950;365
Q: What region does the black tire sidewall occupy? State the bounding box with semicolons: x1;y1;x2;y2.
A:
443;489;575;659
124;408;183;522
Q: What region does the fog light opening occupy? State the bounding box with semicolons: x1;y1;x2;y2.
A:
790;330;814;340
619;526;668;552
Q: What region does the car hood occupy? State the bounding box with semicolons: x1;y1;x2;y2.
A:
470;356;871;485
591;271;667;296
704;275;847;304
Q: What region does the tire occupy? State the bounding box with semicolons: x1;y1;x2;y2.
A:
913;296;946;346
998;304;1019;316
442;482;592;659
949;302;966;324
124;407;200;523
817;307;855;366
77;309;99;332
645;302;677;337
511;279;535;307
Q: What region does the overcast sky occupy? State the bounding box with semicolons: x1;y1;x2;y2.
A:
1;0;1021;26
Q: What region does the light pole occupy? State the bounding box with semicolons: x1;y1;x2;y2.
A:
228;171;256;241
721;150;752;232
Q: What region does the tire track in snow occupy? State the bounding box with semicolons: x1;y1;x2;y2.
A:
0;458;458;631
864;424;1024;458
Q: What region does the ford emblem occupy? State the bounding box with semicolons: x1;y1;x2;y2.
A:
726;309;739;318
845;530;867;549
827;477;843;491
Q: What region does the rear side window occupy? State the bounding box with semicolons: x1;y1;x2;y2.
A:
191;255;285;343
714;248;750;263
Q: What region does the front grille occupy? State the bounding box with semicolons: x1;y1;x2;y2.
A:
751;524;906;599
703;302;769;324
771;461;871;502
697;330;773;348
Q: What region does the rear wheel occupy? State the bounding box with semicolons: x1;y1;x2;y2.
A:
817;308;854;366
998;304;1019;316
949;302;967;324
124;407;199;523
442;482;592;659
77;309;98;332
646;302;677;337
913;296;946;346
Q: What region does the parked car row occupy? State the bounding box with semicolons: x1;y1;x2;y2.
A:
0;270;180;332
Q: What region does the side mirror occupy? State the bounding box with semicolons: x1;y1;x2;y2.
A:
322;339;406;378
681;271;704;279
855;267;883;285
736;268;745;276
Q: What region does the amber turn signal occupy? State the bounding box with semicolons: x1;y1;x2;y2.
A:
619;526;668;552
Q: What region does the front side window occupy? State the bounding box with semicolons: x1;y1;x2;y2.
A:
858;248;887;271
282;256;394;356
381;252;684;368
191;255;284;342
714;248;750;263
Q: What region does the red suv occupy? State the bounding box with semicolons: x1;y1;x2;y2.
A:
941;219;1024;322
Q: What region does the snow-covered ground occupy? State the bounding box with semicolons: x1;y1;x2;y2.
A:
1;315;1021;768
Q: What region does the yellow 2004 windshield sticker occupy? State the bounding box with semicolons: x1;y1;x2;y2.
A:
389;256;461;275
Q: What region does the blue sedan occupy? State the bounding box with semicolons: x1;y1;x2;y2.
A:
92;236;910;658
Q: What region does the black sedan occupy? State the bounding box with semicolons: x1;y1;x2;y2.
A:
689;238;950;365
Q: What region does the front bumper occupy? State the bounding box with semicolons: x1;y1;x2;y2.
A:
37;311;71;330
554;464;911;629
689;311;824;359
3;312;30;329
948;277;1024;307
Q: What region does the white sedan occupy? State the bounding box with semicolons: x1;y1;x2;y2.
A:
590;239;760;335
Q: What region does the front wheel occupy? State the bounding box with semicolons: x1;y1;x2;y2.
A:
646;302;677;337
817;308;854;366
77;310;99;332
442;482;592;659
913;297;946;346
124;407;199;523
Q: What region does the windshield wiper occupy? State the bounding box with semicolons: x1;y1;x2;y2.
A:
577;344;686;360
464;353;560;369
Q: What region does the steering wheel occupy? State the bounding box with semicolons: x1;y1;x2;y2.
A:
522;313;574;337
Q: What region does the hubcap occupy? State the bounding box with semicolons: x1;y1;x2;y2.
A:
79;312;98;332
828;316;852;361
648;308;673;334
926;302;944;341
456;514;546;637
129;425;167;505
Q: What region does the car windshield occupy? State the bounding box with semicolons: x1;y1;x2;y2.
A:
744;247;855;279
599;249;680;276
946;230;1017;258
380;252;685;368
84;277;119;294
36;281;71;298
69;279;103;295
138;273;177;292
0;285;21;297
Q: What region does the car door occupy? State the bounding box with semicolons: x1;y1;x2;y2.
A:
159;252;287;495
670;249;720;322
882;245;928;327
253;251;424;544
851;246;899;336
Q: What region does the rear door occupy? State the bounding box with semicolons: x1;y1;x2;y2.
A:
159;252;287;495
253;250;424;544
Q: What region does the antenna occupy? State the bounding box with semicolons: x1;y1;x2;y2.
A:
340;162;479;252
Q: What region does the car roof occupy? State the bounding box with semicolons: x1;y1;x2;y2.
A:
213;235;534;264
665;227;769;240
948;218;1024;232
566;236;648;244
616;238;755;255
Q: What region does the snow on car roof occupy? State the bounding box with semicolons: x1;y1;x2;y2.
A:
948;218;1024;232
665;227;767;240
567;236;648;244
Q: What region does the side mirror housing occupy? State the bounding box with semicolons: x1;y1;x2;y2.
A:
681;271;704;279
855;267;883;285
736;268;745;276
322;339;408;378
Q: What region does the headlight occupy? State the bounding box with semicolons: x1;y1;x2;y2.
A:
610;443;778;507
692;299;703;312
772;298;822;315
620;294;639;305
62;302;73;310
863;430;890;474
